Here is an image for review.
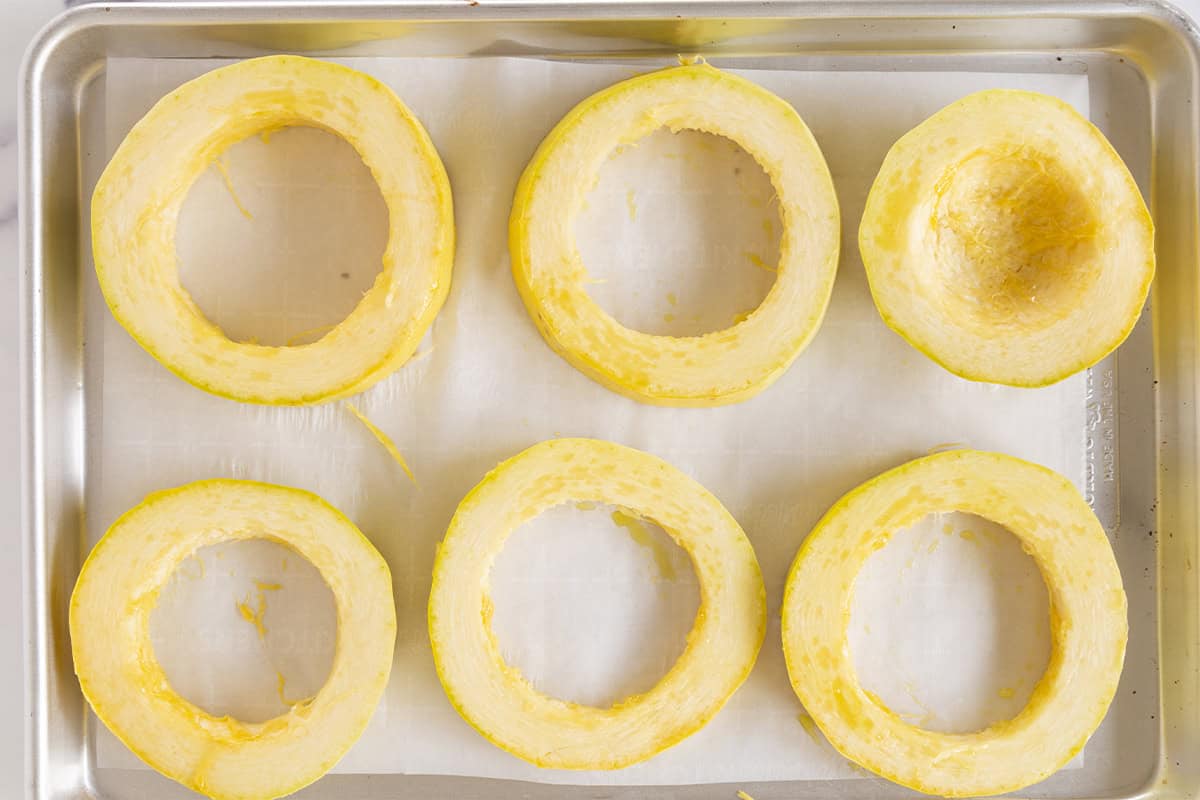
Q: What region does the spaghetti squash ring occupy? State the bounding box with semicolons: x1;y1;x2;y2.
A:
858;90;1153;386
782;450;1126;797
510;62;839;406
429;438;765;768
70;480;396;800
92;55;454;405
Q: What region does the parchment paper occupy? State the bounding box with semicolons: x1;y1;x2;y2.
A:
92;56;1093;784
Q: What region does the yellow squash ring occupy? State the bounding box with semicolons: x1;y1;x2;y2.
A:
858;90;1154;387
509;63;840;407
92;55;454;405
428;438;766;768
70;480;396;800
781;450;1127;797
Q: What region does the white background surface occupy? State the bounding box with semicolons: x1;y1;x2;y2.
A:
5;1;1197;797
89;54;1088;784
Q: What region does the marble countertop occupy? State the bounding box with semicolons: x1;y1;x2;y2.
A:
3;2;69;798
5;0;1200;797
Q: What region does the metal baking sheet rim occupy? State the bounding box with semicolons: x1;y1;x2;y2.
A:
19;2;1200;799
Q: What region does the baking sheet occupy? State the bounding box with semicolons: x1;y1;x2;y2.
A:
91;56;1094;785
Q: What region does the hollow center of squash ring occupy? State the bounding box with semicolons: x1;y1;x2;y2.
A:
176;126;387;347
150;539;337;724
929;147;1100;331
848;511;1051;734
488;502;699;708
577;129;780;336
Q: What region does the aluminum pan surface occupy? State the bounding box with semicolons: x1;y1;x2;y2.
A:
20;3;1200;799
